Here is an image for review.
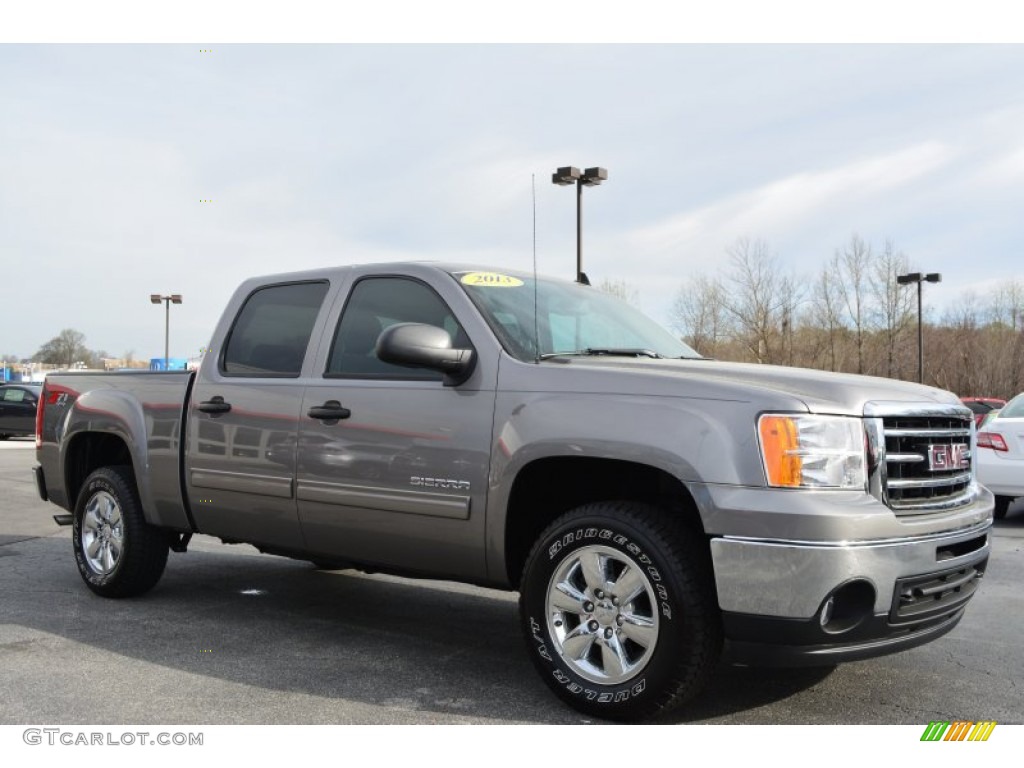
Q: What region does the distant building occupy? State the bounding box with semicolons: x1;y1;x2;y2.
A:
149;357;189;371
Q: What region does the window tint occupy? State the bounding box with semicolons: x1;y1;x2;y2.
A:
1000;394;1024;419
222;282;329;376
2;388;27;403
326;277;467;379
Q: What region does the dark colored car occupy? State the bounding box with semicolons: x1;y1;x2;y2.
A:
0;383;41;439
961;397;1007;428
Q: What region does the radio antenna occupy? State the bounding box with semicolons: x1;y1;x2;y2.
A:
532;173;540;364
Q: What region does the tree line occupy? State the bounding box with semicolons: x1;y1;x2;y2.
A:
667;235;1024;400
1;329;112;371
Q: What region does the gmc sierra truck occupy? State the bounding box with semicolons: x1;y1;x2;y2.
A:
33;263;993;721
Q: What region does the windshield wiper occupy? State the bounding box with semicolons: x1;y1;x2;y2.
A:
539;348;665;360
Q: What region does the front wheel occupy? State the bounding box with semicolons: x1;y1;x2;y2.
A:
519;501;721;721
72;465;169;598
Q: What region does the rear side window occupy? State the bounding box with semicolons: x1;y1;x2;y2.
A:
221;282;329;377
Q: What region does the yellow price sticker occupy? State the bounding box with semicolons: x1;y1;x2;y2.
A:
460;272;524;287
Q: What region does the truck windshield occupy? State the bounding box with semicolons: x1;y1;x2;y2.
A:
453;270;701;362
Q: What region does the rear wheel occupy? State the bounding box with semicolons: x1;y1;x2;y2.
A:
519;501;721;721
72;465;169;598
993;495;1012;520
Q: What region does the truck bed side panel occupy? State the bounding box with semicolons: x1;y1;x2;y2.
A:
38;371;194;530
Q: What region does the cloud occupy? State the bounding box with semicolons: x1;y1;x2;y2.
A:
621;141;955;264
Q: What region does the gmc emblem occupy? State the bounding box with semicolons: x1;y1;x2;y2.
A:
928;443;969;471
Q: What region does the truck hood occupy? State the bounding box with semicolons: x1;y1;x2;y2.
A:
547;356;961;415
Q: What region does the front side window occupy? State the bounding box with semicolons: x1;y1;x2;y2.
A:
221;281;329;377
326;277;468;380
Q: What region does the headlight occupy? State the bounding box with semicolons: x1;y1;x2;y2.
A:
757;414;866;489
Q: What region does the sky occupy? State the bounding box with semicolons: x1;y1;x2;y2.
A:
2;19;1024;363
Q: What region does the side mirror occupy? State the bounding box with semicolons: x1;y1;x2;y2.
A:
376;323;476;387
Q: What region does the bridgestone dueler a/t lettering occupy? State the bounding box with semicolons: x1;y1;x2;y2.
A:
519;501;722;721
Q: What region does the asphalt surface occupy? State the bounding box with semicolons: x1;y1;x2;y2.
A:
2;437;1022;725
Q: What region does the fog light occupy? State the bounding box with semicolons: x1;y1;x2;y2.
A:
819;580;875;635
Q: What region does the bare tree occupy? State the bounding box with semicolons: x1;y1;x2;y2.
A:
869;239;914;379
720;238;801;364
982;279;1024;397
988;279;1024;331
810;264;845;372
932;294;983;394
670;274;729;357
834;234;872;374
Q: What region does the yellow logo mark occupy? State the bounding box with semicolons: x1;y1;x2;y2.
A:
460;272;524;287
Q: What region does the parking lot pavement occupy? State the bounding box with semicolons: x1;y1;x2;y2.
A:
2;446;1022;725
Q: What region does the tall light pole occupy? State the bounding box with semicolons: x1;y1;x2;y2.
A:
552;166;608;284
150;294;183;371
896;272;941;384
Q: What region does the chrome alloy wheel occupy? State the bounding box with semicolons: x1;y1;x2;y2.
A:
81;490;124;575
546;544;659;685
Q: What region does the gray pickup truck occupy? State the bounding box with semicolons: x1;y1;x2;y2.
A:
34;263;993;720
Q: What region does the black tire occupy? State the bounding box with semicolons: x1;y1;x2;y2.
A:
0;434;9;441
72;465;169;598
993;495;1012;520
519;501;722;721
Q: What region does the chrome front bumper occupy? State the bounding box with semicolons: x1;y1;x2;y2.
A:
710;518;992;619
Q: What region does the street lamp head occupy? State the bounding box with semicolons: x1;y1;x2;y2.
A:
171;294;183;304
925;273;942;283
581;167;608;186
896;272;922;285
150;294;162;304
552;166;581;186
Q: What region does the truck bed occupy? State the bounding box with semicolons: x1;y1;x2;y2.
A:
36;370;195;530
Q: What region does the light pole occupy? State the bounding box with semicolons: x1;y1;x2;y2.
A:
552;166;608;284
150;294;183;371
896;272;941;384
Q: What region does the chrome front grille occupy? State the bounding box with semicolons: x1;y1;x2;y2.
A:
865;404;976;515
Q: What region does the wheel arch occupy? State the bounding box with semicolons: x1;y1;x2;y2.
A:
64;431;135;511
502;456;707;589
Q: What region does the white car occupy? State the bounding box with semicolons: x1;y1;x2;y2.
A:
977;393;1024;519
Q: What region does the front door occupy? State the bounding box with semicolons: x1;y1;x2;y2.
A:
296;274;496;579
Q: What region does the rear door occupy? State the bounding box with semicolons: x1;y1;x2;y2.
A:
295;269;499;580
185;279;334;550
